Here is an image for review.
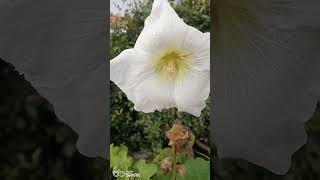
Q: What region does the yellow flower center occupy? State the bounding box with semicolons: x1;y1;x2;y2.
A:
154;50;191;81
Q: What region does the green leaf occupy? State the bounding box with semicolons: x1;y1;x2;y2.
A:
176;158;210;180
133;160;157;180
110;144;133;171
153;148;172;164
152;171;173;180
176;153;188;164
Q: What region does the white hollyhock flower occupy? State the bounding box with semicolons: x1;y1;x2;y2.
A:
110;0;210;117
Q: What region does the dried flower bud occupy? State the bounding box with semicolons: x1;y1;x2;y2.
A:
161;156;172;175
165;120;194;156
177;164;186;176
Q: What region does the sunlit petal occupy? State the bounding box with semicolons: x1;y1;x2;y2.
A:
174;71;210;116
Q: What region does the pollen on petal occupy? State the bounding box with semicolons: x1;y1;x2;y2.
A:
166;60;177;74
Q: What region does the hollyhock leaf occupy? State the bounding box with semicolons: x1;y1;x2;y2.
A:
110;144;133;171
153;173;172;180
153;148;172;164
176;158;210;180
133;160;158;180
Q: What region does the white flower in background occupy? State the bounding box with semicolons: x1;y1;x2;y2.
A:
110;0;210;117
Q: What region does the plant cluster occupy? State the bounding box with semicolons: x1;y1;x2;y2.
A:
111;121;210;180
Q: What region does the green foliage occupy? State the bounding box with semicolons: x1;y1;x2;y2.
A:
110;144;210;180
174;0;210;32
152;148;190;167
110;144;133;173
153;148;172;164
176;158;210;180
152;173;172;180
133;160;158;180
110;0;210;155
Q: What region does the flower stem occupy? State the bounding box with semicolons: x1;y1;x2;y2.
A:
171;108;178;120
172;145;177;180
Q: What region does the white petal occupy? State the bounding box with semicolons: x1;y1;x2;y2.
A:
110;49;153;102
174;70;210;116
134;74;176;112
134;0;190;54
181;29;210;71
110;49;176;112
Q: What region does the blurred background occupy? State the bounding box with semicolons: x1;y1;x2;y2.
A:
0;61;107;179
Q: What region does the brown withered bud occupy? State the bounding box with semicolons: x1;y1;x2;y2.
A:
177;164;186;176
185;131;195;159
166;121;184;146
161;156;172;175
165;120;194;157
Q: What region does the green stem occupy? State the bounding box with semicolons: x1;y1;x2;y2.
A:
172;145;177;180
171;108;178;120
